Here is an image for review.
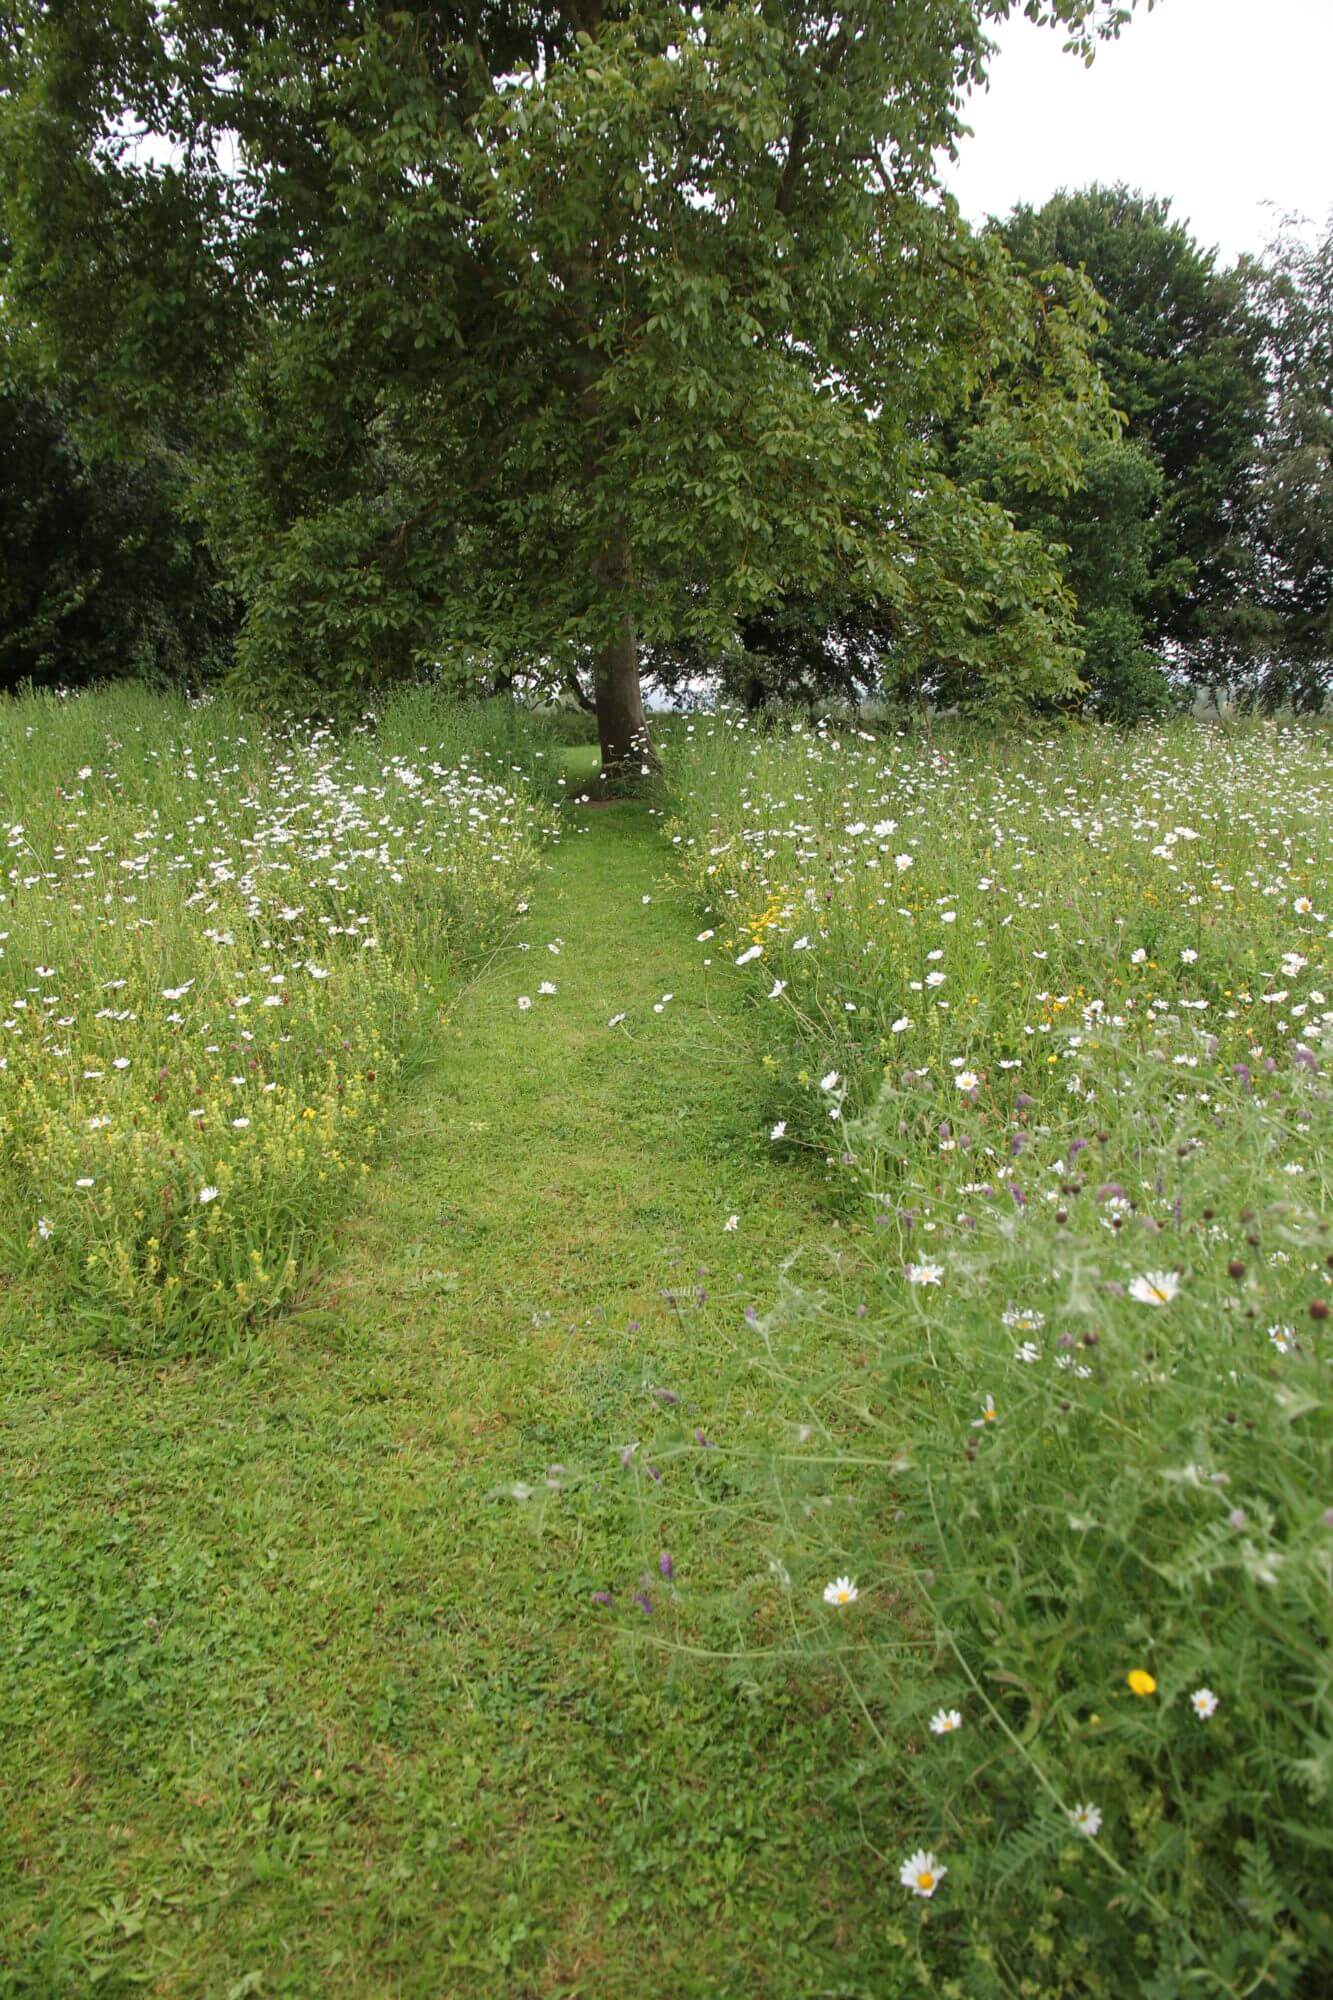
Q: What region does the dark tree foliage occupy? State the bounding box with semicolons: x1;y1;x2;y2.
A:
644;588;895;711
0;379;237;692
997;185;1270;681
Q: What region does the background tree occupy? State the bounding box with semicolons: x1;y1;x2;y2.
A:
1240;215;1332;711
0;264;236;692
2;2;1135;765
957;423;1175;720
997;185;1269;686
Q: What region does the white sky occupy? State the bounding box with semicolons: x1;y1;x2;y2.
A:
941;0;1333;265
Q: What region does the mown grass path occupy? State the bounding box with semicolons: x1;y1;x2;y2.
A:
5;798;893;2000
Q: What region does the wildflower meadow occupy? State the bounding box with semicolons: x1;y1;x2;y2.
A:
1;686;559;1345
2;692;1330;1997
5;0;1333;1987
601;715;1333;1996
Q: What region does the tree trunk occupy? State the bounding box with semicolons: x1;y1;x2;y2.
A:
591;522;657;787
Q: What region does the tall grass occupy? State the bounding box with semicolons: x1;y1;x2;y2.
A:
0;686;558;1347
619;713;1333;1996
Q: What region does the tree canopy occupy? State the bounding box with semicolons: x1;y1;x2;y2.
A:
1;1;1139;759
997;185;1270;683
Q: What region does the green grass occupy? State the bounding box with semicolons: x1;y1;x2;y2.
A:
3;793;899;1998
5;698;1330;1998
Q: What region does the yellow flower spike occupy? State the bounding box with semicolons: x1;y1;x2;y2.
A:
1127;1669;1157;1697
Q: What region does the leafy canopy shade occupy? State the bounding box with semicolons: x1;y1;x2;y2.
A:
1;2;1134;756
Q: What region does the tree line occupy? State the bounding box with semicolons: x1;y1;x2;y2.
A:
1;3;1328;769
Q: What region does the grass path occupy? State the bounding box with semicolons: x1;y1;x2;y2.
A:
4;797;896;2000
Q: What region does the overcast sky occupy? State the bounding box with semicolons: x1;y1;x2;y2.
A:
941;0;1333;266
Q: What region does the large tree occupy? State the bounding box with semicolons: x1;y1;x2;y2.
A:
2;2;1132;766
998;185;1269;683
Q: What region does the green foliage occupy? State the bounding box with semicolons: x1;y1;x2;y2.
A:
0;370;236;692
960;425;1181;720
997;186;1270;682
1242;217;1333;711
2;2;1142;732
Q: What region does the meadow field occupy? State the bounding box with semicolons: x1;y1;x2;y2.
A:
2;690;1329;1998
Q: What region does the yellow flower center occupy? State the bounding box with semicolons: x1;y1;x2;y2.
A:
917;1871;934;1891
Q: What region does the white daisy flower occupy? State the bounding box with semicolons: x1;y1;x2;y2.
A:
823;1576;859;1606
1069;1802;1102;1838
1129;1271;1181;1306
899;1849;945;1897
906;1261;944;1286
517;996;532;1011
1190;1687;1219;1720
198;1186;220;1204
929;1709;963;1735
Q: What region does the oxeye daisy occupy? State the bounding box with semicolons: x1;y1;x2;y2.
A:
906;1261;944;1286
1189;1687;1219;1720
822;1576;859;1607
1069;1802;1103;1837
1129;1270;1181;1306
928;1708;963;1735
899;1849;945;1897
198;1186;220;1204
